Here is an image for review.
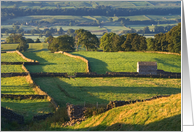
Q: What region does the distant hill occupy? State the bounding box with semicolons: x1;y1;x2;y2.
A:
1;1;181;9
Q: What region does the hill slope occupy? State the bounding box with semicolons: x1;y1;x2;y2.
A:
51;93;181;131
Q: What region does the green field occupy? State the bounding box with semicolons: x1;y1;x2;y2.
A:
22;51;87;75
71;51;181;74
32;77;181;106
1;98;54;121
1;77;36;95
1;65;25;73
1;52;27;62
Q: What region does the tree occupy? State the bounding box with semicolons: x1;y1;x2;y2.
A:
16;37;29;52
75;29;99;51
48;35;75;52
45;31;52;37
146;38;155;51
143;26;150;34
100;32;116;52
35;38;41;43
26;38;34;43
45;36;54;43
108;17;113;22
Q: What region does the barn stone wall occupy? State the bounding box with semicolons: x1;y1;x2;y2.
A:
137;62;157;75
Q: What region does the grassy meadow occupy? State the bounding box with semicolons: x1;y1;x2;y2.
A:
1;77;36;95
1;65;25;73
32;77;181;106
1;98;54;121
1;52;27;62
22;51;87;75
27;93;181;131
71;51;181;74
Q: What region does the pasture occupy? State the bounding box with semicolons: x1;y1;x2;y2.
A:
1;98;54;121
22;51;87;75
1;77;36;95
27;93;181;131
71;51;181;74
32;77;181;106
1;65;25;73
1;52;27;62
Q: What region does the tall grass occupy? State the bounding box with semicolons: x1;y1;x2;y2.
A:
26;93;181;131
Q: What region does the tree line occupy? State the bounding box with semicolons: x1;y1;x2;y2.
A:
1;7;181;21
47;23;181;53
5;23;181;54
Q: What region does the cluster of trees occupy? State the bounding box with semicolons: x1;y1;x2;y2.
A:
147;23;181;53
5;33;29;52
100;33;146;52
47;29;99;52
2;7;181;21
100;23;181;53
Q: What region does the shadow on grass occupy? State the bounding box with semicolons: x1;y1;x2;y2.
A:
154;58;180;69
50;114;181;131
71;53;110;74
32;77;181;107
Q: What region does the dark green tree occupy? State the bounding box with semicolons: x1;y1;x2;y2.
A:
75;29;99;51
16;37;29;52
35;38;41;43
48;35;75;52
26;38;34;43
100;32;116;52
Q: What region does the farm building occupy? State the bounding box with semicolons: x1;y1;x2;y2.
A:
137;62;157;75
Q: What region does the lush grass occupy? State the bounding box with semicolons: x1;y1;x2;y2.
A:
22;51;87;75
32;77;181;107
26;93;181;131
1;65;25;73
1;98;54;121
71;51;181;74
1;52;27;62
1;77;36;95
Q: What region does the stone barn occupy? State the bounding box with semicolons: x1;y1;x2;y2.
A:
137;62;157;75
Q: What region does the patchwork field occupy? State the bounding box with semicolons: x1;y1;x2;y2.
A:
71;51;181;74
1;65;25;73
1;98;54;121
1;52;27;62
32;77;181;106
1;77;36;95
21;51;86;75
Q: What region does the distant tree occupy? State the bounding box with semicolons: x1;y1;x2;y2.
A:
108;17;113;22
6;33;23;43
35;38;41;43
45;36;54;43
45;31;52;37
26;38;34;43
67;29;76;37
143;26;150;34
48;35;75;52
58;27;64;35
75;29;99;51
16;37;29;52
39;33;43;38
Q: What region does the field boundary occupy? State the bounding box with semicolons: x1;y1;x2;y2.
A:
54;51;90;72
75;71;181;78
118;50;181;56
